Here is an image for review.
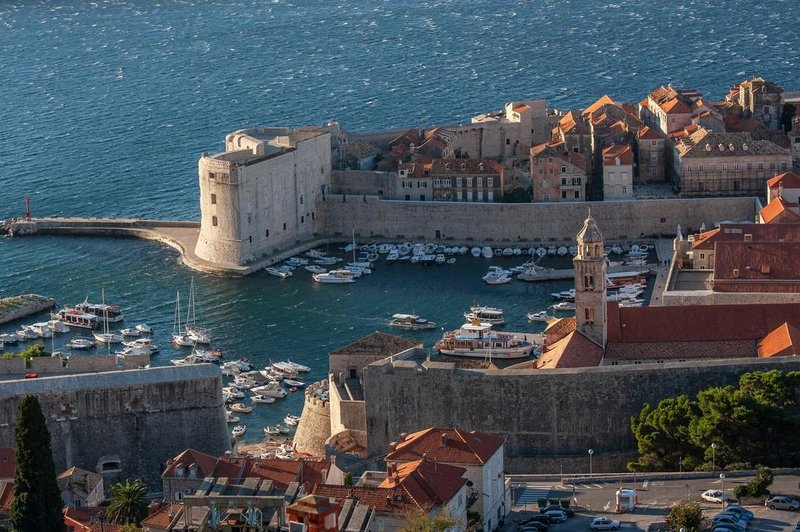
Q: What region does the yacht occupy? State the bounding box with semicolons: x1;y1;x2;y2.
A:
231;425;247;438
135;323;153;334
436;322;533;359
553;301;576;311
551;289;576;301
27;323;53;339
389;313;437;330
283;379;306;388
47;320;70;334
251;382;287;398
252;394;276;404
122;337;159;353
120;327;140;337
272;360;311;373
51;307;99;329
527;311;550;322
464;306;505;325
66;337;96;350
75;298;124;323
312;269;356;284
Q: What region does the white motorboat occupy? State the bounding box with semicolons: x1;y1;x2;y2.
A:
230;402;252;414
0;333;20;345
389;313;437;330
251;382;287;398
482;246;493;258
306;248;326;259
547;246;557;255
66;337;96;350
16;328;38;341
273;360;311;373
122;337;159;353
313;269;356;284
120;327;140;337
286;256;309;266
551;289;576;301
502;247;513;256
283;379;306;387
464;306;505;325
93;331;123;344
223;387;245;399
436;322;533;359
232;425;247;438
225;411;240;424
527;311;550;322
27;323;53;338
314;257;339;265
222;358;254;375
265;267;291;278
557;246;569;256
264;426;281;436
47;320;70;334
252;394;276;404
447;257;456;264
471;247;482;257
305;264;327;274
134;323;153;334
536;247;547;257
284;414;301;426
483;272;512;285
553;301;576;311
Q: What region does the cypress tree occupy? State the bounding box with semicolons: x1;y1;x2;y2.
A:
10;395;65;532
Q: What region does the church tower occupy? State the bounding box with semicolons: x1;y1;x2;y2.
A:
574;210;607;348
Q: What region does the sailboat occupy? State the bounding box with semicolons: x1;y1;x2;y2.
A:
172;290;195;347
92;288;123;345
184;277;211;344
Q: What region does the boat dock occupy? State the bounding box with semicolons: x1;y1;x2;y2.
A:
0;294;56;325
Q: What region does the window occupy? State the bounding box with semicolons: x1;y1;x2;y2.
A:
300;195;303;205
561;166;566;173
700;253;705;259
404;194;410;201
444;178;451;187
300;216;304;223
210;193;217;205
487;178;493;187
283;222;287;230
265;229;269;237
506;138;510;145
456;178;462;187
175;492;184;502
423;182;427;188
562;191;567;199
212;216;218;227
651;140;657;147
419;194;425;201
561;177;567;185
574;191;580;199
543;193;550;202
477;178;483;187
311;212;315;220
623;186;627;194
466;178;473;187
651;168;657;177
434;178;441;187
101;460;121;472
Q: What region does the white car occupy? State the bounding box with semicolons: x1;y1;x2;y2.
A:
702;489;735;504
591;517;621;530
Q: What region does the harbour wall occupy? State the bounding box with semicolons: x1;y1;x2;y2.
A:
293;380;331;457
0;365;230;489
319;196;757;244
363;356;800;474
0;294;57;326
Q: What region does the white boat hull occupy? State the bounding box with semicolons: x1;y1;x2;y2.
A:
437;345;532;359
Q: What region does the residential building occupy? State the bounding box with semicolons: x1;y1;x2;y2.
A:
636;126;667;182
385;427;509;532
551;111;592;155
642;86;697;134
601;145;634;199
396;158;433;201
760;172;800;223
314;459;468;532
58;466;104;508
672;129;792;196
736;77;785;130
684;223;800;270
470;100;551;163
433;159;504;202
530;143;587;202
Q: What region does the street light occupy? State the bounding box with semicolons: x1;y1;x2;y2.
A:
720;473;726;511
711;443;717;472
588;449;594;477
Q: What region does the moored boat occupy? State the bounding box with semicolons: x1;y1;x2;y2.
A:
230;402;252;414
436;321;533;359
134;323;153;334
252;394;276;404
66;337;96;350
464;306;505;325
389;313;437;330
75;298;124;323
51;308;99;329
553;301;576;311
120;327;140;337
47;320;70;334
232;425;247;438
527;310;550;322
312;269;356;284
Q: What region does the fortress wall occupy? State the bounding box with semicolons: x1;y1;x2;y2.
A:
330;170;395;196
319;196;756;243
293;380;330;457
0;365;230;489
0;359;26;374
662;290;800;306
364;357;800;473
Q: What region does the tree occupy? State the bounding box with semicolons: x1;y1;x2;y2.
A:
10;395;65;532
665;500;704;532
628;396;703;472
400;510;459;532
107;479;149;526
501;187;531;203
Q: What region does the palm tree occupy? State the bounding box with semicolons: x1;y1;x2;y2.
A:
106;479;149;525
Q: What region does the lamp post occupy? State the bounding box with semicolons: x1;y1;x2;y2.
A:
720;473;726;511
711;443;717;472
588;449;594;477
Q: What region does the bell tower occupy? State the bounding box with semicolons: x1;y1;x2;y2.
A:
574;210;607;348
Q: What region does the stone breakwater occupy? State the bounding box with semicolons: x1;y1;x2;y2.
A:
0;294;56;325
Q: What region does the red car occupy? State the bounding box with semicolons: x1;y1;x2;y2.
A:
24;372;38;379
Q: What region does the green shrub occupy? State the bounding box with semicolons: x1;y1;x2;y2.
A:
537;499;548;508
560;498;571;508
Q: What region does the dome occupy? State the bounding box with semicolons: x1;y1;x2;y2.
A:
577;210;603;243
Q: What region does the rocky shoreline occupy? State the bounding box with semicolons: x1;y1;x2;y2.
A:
0;294;57;326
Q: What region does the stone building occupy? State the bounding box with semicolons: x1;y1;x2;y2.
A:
394;158;504;202
641;85;697;135
672;128;792;196
58;466;104;508
529;143;587;202
636;126;667;182
195;127;331;267
735;77;785;130
551;111;591;155
601;144;634;200
469;100;551;164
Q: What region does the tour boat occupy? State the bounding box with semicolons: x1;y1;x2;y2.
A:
251;394;276;404
66;337;96;350
464;306;505;325
51;307;99;329
436;322;533;359
76;297;124;323
389;313;437;330
230;402;252;414
527;311;550;322
312;269;356;284
232;425;247;438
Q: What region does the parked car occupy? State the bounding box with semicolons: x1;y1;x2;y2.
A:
711;513;748;530
794;521;800;531
702;489;736;503
766;496;800;511
716;510;750;525
539;505;574;517
24;372;38;379
544;510;567;524
725;505;754;520
520;522;548;532
521;514;550;526
590;517;621;530
713;526;745;532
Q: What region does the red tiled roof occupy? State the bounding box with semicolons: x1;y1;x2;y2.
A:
760;197;800;224
691;223;800;250
536;331;604;369
607;302;800;344
767;172;800;189
162;448;218;478
558;111;590;135
581;95;616;118
513;104;531;113
661;98;692;115
637;126;661;140
314;460;465;514
758;322;800;358
251;458;330;489
385;427;503;465
0;448;14;479
602;144;633;166
141;503;183;529
543;316;576;345
712;241;800;291
63;507;125;532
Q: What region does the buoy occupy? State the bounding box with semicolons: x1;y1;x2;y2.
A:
290;387;298;392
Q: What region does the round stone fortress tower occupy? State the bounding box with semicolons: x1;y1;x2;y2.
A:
293;380;330;457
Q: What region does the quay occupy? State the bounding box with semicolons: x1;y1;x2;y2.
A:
0;294;56;326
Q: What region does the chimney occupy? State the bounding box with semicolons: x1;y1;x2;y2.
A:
387;463;396;478
779;183;784;199
441;432;448;448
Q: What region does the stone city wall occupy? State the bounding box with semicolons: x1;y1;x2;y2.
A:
363;357;800;474
319;196;756;244
329;170;395;197
293;380;331;457
0;365;230;489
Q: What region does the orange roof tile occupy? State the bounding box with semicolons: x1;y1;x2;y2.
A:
536;331;604;369
637;126;661;140
760;197;800;224
661;98;692;115
162;448;218;478
141;503;183;529
602;144;633;166
386;427;503;465
767;172;800;189
691;223;800;250
513;104;531;113
758;322;800;358
581;95;616;118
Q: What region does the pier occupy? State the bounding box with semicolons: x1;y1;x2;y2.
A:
0;294;56;326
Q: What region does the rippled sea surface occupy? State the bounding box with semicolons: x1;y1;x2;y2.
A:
0;0;797;440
